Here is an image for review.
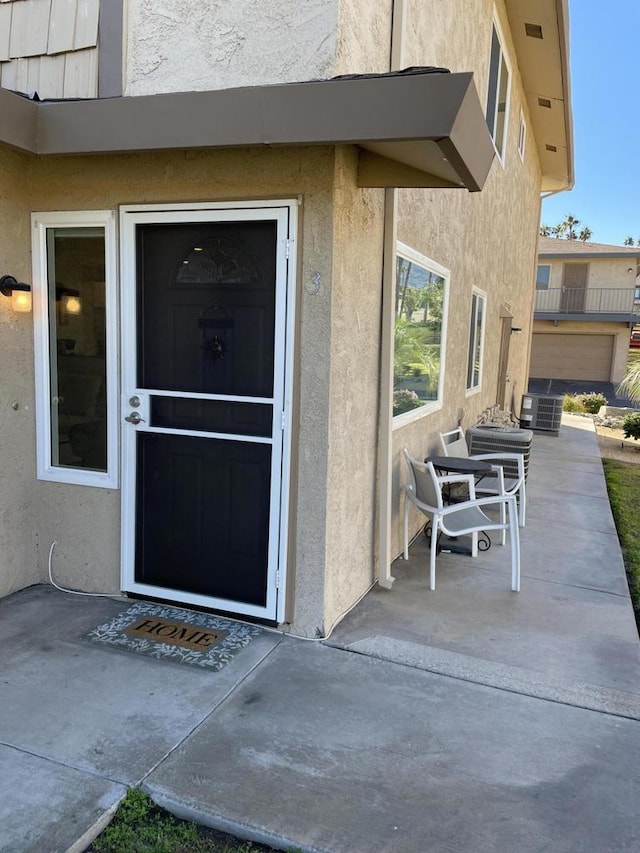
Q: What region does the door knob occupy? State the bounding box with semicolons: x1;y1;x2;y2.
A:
124;411;143;425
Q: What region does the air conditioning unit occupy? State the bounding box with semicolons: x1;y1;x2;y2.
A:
519;393;563;436
466;425;534;481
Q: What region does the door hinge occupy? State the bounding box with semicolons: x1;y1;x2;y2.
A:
275;570;280;589
281;410;286;430
285;238;292;259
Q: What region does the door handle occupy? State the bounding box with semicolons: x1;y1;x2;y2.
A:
124;412;144;425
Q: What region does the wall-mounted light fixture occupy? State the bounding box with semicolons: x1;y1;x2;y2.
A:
0;275;32;313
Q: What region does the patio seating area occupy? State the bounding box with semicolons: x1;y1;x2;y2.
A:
329;414;640;714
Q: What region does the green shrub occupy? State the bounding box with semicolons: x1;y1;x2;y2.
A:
562;394;585;413
579;392;608;414
562;392;608;414
393;389;423;416
623;411;640;440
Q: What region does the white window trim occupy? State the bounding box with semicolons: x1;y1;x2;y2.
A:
486;13;512;166
466;287;486;396
32;210;119;488
392;242;449;429
517;109;526;161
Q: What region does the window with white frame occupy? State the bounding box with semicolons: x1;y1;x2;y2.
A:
466;289;486;392
486;19;511;161
32;211;118;488
393;244;448;422
517;109;526;160
536;264;551;290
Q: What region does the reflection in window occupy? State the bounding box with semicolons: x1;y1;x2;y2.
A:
536;264;551;290
393;246;447;419
467;290;486;391
486;22;510;160
176;237;260;284
46;228;107;471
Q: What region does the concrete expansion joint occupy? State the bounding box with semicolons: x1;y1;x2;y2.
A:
521;574;634;599
138;634;286;787
0;738;124;786
327;642;640;722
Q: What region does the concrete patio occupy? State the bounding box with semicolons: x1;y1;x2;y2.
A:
1;414;639;853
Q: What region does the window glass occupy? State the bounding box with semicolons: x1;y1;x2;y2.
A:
486;22;510;160
467;290;486;391
517;110;526;160
47;228;107;471
32;211;117;488
393;247;447;420
536;264;551;290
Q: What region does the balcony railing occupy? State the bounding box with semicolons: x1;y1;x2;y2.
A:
534;287;639;316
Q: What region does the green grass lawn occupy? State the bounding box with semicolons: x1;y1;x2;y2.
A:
602;458;640;630
87;789;284;853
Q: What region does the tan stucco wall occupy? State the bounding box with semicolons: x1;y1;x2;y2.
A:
9;144;347;636
322;147;384;632
532;320;631;384
389;0;543;558
125;0;395;98
334;0;391;76
0;144;39;598
543;256;639;290
125;0;340;96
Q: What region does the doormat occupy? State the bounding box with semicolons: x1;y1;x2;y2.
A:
87;601;263;670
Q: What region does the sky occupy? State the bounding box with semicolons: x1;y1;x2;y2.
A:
540;0;640;247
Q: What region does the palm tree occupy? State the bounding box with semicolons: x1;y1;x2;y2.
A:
552;223;566;239
624;236;635;246
618;360;640;403
579;227;592;242
539;224;552;237
562;214;580;240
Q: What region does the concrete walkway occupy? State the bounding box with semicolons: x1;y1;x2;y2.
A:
2;415;640;853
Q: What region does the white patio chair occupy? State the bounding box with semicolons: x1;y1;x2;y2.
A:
439;427;526;527
402;449;520;592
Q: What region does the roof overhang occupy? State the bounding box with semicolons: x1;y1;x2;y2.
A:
506;0;574;192
539;251;640;261
0;70;495;192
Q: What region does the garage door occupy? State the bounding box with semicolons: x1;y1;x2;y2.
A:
530;334;614;381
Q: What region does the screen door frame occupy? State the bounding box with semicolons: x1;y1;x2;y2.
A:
119;200;298;622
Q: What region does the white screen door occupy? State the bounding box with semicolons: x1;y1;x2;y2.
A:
120;202;296;621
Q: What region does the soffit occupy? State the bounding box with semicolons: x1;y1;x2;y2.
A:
0;69;495;192
505;0;573;192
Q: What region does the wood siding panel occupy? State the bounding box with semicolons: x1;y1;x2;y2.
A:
11;56;29;92
0;4;12;61
74;0;98;50
0;58;16;89
48;0;77;55
26;55;41;94
38;52;65;97
63;46;97;97
9;0;50;58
